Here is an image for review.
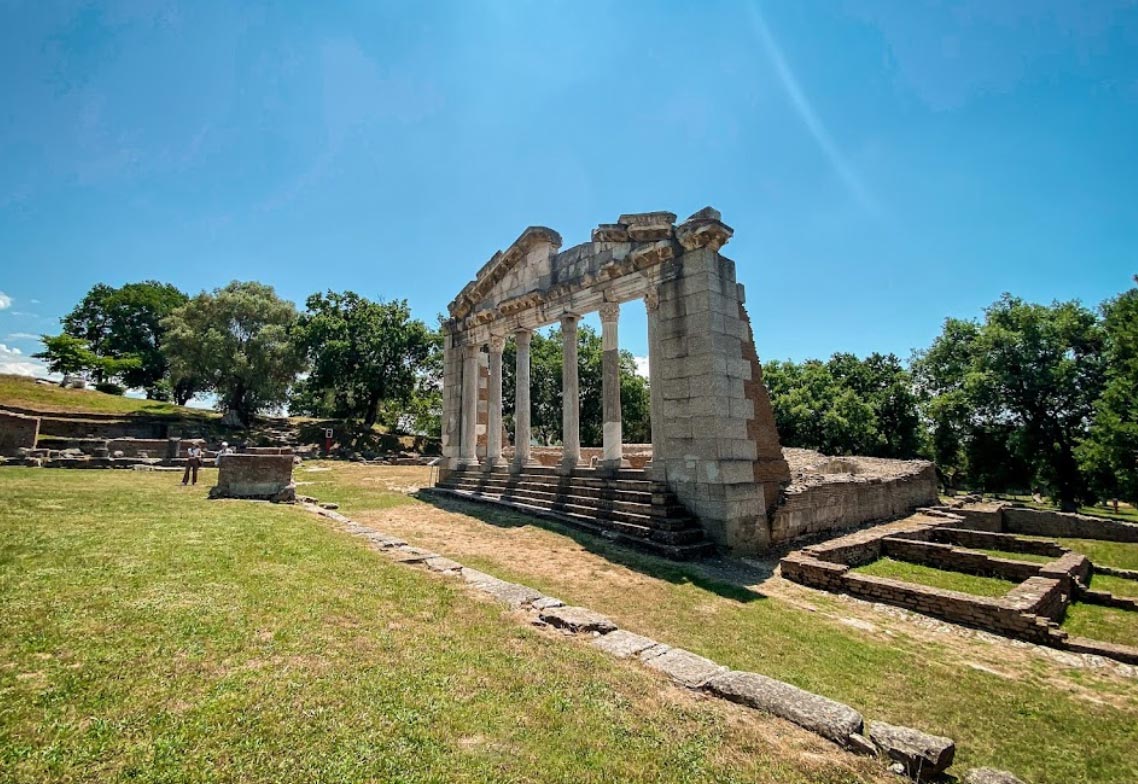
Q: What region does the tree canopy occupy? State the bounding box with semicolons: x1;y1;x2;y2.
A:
913;294;1106;509
163;281;304;424
290;291;437;428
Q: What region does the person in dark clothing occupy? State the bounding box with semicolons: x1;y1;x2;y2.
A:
182;444;203;486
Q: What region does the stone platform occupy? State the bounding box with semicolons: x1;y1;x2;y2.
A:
429;466;716;560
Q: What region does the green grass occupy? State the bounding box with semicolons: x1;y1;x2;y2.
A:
1062;603;1138;648
967;547;1056;564
851;558;1017;598
305;464;1138;784
0;373;214;418
1089;573;1138;599
0;468;890;784
1050;539;1138;572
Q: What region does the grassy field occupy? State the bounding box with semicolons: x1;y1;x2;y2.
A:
1049;538;1138;571
0;373;213;418
295;463;1138;784
0;467;889;784
1088;572;1138;599
851;558;1017;597
1062;602;1138;648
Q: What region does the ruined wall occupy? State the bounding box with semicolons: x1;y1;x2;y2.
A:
0;410;40;455
769;463;938;546
36;416;168;440
1003;507;1138;543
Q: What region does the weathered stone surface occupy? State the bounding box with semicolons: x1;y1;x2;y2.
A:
591;223;630;243
643;647;727;688
476;579;544;608
963;768;1026;784
538;605;617;634
531;595;564;610
846;732;878;756
210;454;295;502
385;546;438;563
0;410;40;456
423;556;463;573
591;629;658;658
867;720;955;780
704;670;864;745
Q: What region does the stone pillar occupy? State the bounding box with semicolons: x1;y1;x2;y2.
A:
599;303;626;472
644;289;665;480
485;335;504;469
511;329;533;473
559;313;581;474
459;343;480;468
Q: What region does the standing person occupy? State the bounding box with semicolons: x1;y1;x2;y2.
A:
215;441;232;466
182;443;203;486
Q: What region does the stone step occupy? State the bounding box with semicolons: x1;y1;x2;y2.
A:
439;478;691;523
426;487;716;560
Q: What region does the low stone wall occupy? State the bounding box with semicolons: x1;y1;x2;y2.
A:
770;463;938;547
209;454;295;502
930;527;1067;557
0;411;41;455
1003;507;1138;543
881;537;1043;583
245;446;293;455
37;416;168;440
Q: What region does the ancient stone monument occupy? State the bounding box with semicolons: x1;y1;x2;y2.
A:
432;208;935;556
210;454;296;502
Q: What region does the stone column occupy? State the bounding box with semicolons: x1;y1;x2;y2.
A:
511;329;533;473
559;313;581;474
485;335;504;470
599;303;625;472
644;290;665;480
459;343;480;468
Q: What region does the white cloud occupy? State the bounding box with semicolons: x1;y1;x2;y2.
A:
633;355;650;379
0;342;48;377
0;291;11;310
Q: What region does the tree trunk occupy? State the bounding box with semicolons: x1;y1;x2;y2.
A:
363;391;381;428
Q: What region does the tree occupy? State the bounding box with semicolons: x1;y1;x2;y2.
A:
60;281;191;400
289;291;436;429
764;353;924;459
913;294;1106;509
163;281;304;424
501;326;651;447
34;334;99;381
1079;279;1138;504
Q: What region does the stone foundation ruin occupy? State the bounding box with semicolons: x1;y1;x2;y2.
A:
781;503;1138;664
430;208;937;556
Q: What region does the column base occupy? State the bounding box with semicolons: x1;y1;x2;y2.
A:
456;457;481;469
557;457;581;476
482;457;504;472
509;459;532;474
597;459;631;477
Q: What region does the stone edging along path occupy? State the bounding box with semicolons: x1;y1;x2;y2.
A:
300;502;1029;784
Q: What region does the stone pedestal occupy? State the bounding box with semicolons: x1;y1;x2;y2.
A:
209;454;296;502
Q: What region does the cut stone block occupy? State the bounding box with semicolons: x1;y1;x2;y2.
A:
704;671;864;746
643;647;726;688
591;629;658;659
423;556;463;573
867;721;955;780
538;606;617;634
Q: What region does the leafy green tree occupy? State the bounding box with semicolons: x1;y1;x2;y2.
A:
60;281;191;400
163;281;304;424
34;334;99;381
1079;279;1138;504
764;353;923;458
502;326;651;447
290;291;436;429
913;294;1105;509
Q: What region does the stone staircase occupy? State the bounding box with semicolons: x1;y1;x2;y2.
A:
427;467;716;560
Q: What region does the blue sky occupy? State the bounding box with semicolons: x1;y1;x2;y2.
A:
1;0;1136;382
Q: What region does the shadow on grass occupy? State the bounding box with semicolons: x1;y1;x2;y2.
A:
414;489;770;604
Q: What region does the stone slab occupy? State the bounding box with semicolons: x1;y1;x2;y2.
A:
704;670;863;746
867;720;955;780
423;556;463;573
591;629;659;659
643;647;727;688
963;768;1025;784
538;605;617;634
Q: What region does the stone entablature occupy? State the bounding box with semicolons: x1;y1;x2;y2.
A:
440;207;791;554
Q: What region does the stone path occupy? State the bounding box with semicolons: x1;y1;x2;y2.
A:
302;501;1026;784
